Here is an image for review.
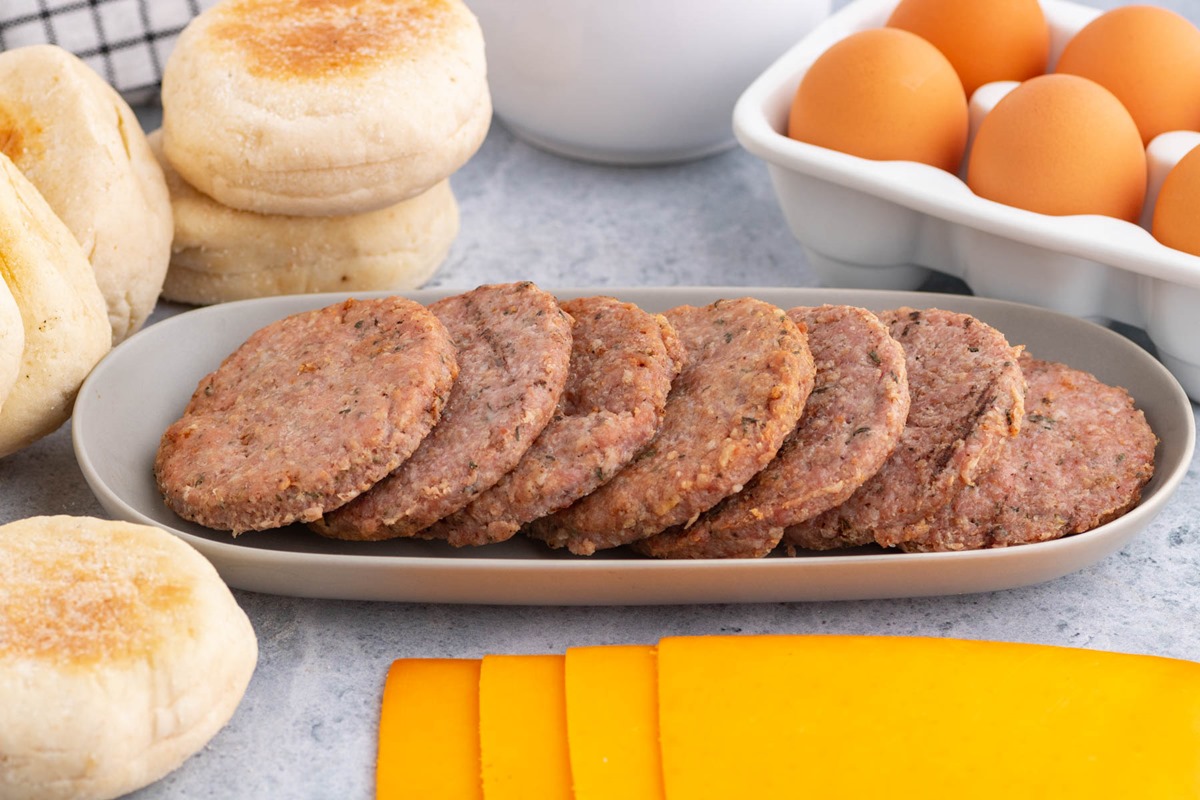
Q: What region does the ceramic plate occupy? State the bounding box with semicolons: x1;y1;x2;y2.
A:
72;287;1194;604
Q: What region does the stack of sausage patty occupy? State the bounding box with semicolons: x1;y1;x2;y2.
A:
154;282;1158;557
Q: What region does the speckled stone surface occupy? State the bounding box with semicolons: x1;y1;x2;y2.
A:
4;2;1200;797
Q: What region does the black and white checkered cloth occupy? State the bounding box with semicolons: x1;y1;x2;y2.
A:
0;0;215;104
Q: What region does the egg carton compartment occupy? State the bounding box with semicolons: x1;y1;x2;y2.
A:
734;0;1200;402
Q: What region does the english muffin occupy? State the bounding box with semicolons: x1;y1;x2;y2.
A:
161;0;491;216
149;132;458;304
0;154;111;459
0;279;23;416
0;515;257;800
0;45;172;343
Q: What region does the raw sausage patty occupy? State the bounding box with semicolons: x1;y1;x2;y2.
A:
154;296;457;533
315;282;572;541
636;304;909;559
427;296;682;547
900;354;1157;552
785;307;1025;551
527;297;812;555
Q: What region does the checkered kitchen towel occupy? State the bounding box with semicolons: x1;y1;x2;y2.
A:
0;0;216;104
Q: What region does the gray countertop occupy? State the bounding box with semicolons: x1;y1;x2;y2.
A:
6;2;1200;797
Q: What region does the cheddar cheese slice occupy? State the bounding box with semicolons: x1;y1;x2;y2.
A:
657;634;1200;798
376;658;482;800
565;644;664;799
479;654;572;799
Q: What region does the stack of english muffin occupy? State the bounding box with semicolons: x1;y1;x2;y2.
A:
155;0;492;305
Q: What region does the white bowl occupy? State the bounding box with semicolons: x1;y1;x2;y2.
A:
469;0;831;165
734;0;1200;403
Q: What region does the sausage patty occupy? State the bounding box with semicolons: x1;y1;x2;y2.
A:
527;297;812;555
635;304;909;559
314;282;572;541
154;296;457;533
426;296;682;547
900;354;1157;552
784;307;1025;551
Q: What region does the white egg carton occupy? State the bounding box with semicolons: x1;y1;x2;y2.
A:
734;0;1200;402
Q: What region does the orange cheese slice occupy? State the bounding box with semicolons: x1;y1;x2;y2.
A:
479;654;572;799
565;644;664;799
657;634;1200;798
376;658;482;800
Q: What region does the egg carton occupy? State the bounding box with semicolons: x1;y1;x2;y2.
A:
734;0;1200;403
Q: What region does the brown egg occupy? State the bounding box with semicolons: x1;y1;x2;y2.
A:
967;74;1146;221
887;0;1050;97
1152;145;1200;255
787;27;968;173
1056;5;1200;145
